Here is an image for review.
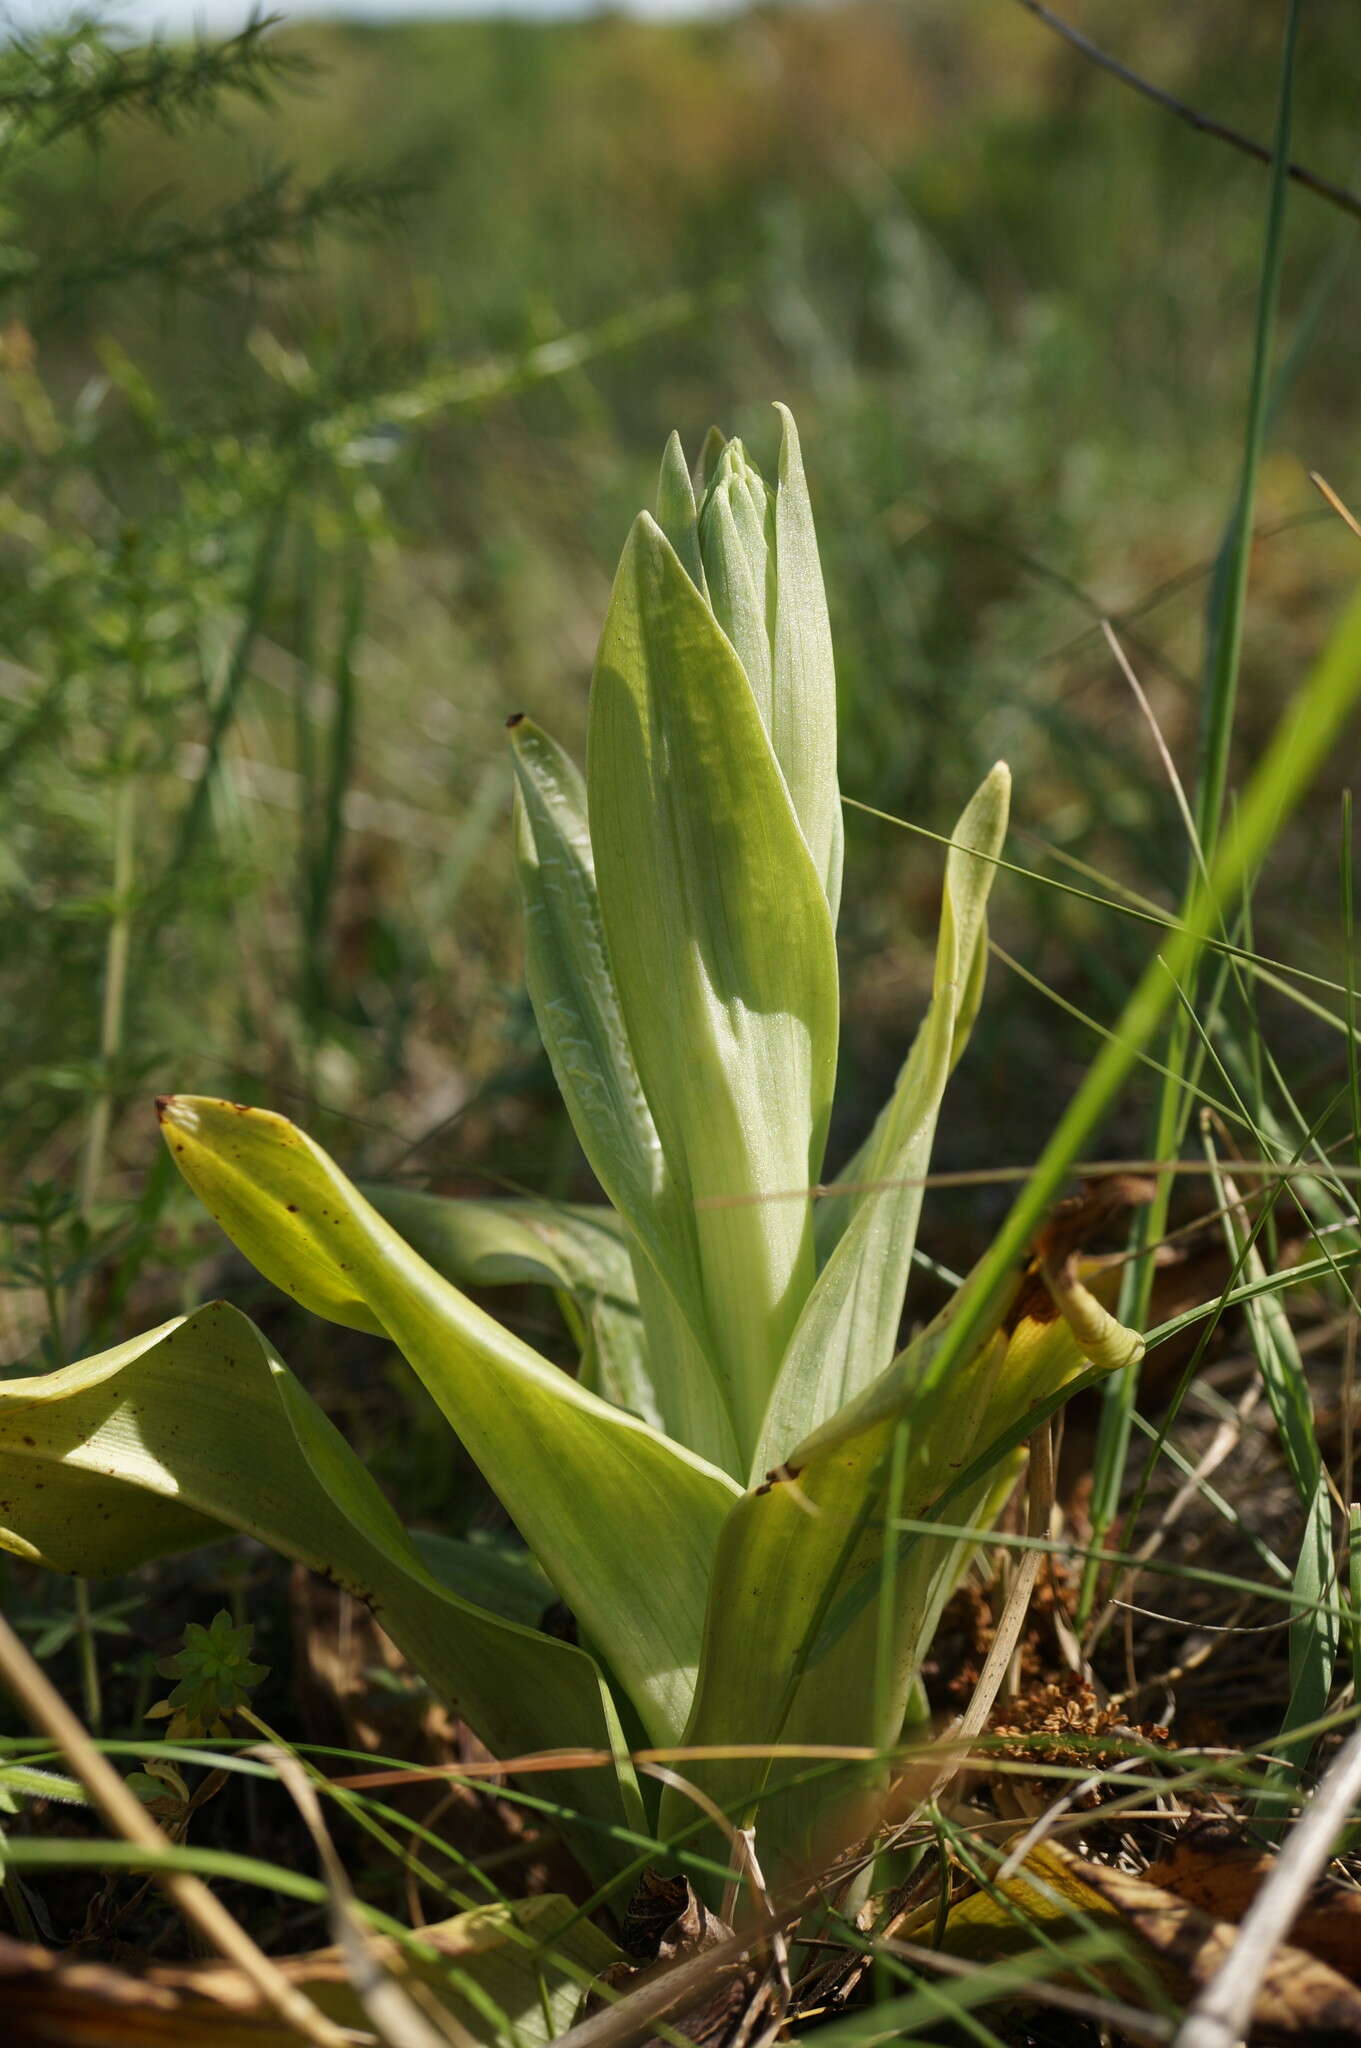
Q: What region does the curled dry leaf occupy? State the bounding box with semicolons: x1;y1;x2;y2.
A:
904;1837;1361;2044
617;1871;730;1962
1145;1817;1361;1986
594;1874;754;2048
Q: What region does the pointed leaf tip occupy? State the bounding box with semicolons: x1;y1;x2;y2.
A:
655;435;706;595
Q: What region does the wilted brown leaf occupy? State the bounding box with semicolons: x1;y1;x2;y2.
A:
1146;1818;1361;1986
594;1873;754;2048
902;1837;1361;2044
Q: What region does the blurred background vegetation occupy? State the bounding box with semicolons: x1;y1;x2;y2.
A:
1;0;1359;1805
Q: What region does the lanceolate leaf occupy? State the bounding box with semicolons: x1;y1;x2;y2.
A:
508;717;670;1256
755;763;1010;1474
0;1305;644;1882
158;1098;741;1745
507;717;731;1457
588;513;840;1462
366;1184;661;1428
655;429;708;598
770;404;843;921
670;1261;1142;1888
365;1186;634;1298
694;410;843;919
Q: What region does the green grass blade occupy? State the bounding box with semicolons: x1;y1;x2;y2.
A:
1082;0;1304;1617
1201;1138;1342;1808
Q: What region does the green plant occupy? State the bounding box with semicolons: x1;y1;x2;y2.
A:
0;409;1159;1914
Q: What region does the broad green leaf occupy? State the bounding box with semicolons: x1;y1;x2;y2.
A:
742;1459;1016;1886
755;763;1010;1475
631;1249;742;1478
770;404;843;921
365;1186;633;1297
507;716;727;1458
669;1261;1142;1887
813;769;1006;1270
159;1096;741;1744
412;1529;553;1632
655;429;707;598
0;1304;643;1883
366;1184;661;1428
588;513;840;1461
323;1895;624;2048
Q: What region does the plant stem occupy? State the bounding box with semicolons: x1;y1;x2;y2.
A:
74;1577;102;1737
77;747;138;1226
34;1208;65;1369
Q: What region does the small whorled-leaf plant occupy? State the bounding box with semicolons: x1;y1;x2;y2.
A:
0;408;1142;1908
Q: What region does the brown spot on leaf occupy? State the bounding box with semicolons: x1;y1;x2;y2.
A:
1002;1264;1062;1337
1004;1175;1155;1336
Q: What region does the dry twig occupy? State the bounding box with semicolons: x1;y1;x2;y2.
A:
1174;1719;1361;2048
1013;0;1361;224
